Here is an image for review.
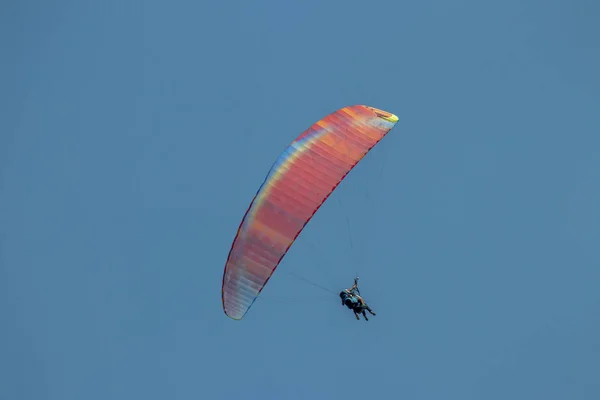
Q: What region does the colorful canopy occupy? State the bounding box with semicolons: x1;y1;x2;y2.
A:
221;105;399;320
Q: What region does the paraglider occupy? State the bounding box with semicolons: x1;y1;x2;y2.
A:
221;105;399;320
339;277;376;321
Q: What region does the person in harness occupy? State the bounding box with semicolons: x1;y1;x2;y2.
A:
339;277;376;321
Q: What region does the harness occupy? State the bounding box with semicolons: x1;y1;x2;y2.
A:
340;290;360;310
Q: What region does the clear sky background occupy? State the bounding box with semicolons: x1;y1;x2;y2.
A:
2;1;599;399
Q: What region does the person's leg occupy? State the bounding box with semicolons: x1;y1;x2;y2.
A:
365;304;376;315
353;304;365;320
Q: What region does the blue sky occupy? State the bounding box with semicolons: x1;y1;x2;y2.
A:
2;1;599;399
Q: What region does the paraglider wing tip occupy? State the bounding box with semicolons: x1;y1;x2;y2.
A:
365;106;398;123
224;309;244;321
384;113;399;123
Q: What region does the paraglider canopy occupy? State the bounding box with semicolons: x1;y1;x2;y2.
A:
221;105;398;320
